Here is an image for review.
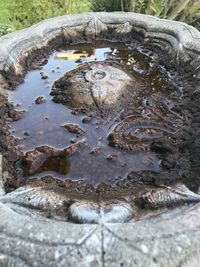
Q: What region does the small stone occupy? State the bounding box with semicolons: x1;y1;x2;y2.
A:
62;123;85;135
71;110;79;115
35;96;46;104
8;109;25;121
24;131;30;136
70;138;77;143
82;116;92;123
106;154;118;161
90;147;101;155
40;72;48;79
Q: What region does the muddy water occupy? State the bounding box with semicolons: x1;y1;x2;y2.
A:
7;42;179;187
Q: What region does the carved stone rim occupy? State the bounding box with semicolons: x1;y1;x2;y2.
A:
0;12;200;266
0;12;200;80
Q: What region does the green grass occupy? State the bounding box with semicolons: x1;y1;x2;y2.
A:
90;0;200;30
0;0;199;35
0;0;90;35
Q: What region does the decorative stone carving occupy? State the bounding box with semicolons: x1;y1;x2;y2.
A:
85;15;108;37
115;21;133;34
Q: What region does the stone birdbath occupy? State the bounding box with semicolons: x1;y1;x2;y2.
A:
0;12;200;267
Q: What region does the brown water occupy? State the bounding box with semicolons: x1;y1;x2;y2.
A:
7;42;180;187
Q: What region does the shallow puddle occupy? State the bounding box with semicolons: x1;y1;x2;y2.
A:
7;41;182;187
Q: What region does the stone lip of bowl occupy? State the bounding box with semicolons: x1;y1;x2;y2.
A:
0;12;200;267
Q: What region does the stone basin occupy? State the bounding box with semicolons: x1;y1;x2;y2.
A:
0;12;200;267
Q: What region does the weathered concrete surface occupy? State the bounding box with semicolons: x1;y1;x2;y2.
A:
0;12;200;267
1;203;200;266
0;155;5;196
0;204;101;267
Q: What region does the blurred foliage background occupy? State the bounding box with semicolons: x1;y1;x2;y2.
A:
0;0;199;36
